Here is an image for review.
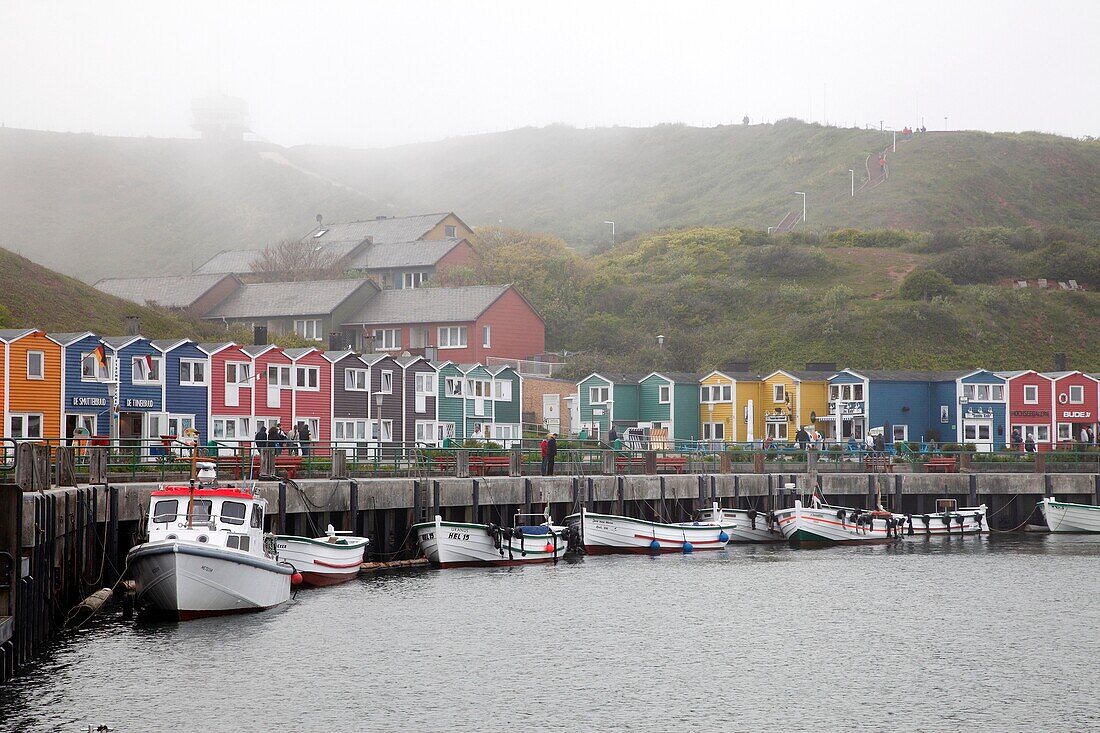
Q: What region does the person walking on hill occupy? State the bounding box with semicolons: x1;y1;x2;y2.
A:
546;433;558;476
540;435;549;475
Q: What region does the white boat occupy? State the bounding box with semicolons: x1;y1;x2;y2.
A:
127;463;295;620
909;499;987;535
565;504;736;554
1039;497;1100;533
276;525;370;587
696;506;784;543
774;498;907;548
414;511;569;568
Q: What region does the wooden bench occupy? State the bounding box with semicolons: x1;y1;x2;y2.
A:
925;456;957;473
217;455;303;479
863;455;894;473
614;455;689;474
469;455;510;476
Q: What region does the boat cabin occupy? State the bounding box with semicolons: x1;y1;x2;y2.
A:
147;485;270;555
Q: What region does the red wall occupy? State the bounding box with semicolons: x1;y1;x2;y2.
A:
210;345;253;416
291;349;332;442
1052;372;1099;442
436;240;477;272
254;347;294;428
1006;372;1054;450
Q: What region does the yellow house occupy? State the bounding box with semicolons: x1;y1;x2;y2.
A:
699;369;765;444
761;369;833;442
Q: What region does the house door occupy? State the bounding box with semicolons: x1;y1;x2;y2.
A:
543;393;560;431
963;420;993;452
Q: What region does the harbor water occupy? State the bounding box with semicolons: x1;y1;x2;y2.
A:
2;534;1098;732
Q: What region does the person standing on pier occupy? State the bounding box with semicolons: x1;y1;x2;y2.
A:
298;421;312;457
254;424;268;456
540;434;549;475
1011;427;1022;452
546;433;558;476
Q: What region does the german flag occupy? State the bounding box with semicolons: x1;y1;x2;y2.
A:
93;342;108;369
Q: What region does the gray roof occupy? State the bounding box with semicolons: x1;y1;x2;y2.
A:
708;370;762;382
846;369;971;382
0;328;37;342
205;279;377;320
647;371;702;384
303;213;455;246
102;336;141;349
151;338;191;352
784;370;839;381
347;238;464;270
283;347;321;360
47;332;96;346
193;250;262;275
94;274;235;309
198;342;236;354
342;284;512;326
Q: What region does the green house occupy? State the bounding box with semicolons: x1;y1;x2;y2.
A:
576;372;643;440
432;362;523;446
485;364;523;444
434;361;466;442
639;372;701;444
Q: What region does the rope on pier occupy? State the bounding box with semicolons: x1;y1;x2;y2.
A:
986;503;1039;534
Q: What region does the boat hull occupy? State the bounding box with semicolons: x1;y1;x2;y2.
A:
697;508;784;543
414;518;568;568
775;502;906;547
275;535;369;586
566;510;735;554
1039;498;1100;533
128;541;292;619
909;505;987;536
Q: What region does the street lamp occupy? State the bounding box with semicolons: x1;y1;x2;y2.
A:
656;334;665;348
848;169;855;197
794;192;806;223
603;220;616;243
767;226;776;234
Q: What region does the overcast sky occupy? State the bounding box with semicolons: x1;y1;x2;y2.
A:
1;1;1095;148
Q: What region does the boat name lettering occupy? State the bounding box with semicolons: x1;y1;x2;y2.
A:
201;565;213;573
71;396;107;407
125;398;156;408
447;531;470;541
419;531;435;541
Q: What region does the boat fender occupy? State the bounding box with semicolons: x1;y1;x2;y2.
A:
974;512;983;530
836;508;846;523
544;542;554;553
682;541;694;554
920;514;930;525
718;530;729;543
906;515;914;536
766;511;777;532
955;514;965;527
649;538;661;552
291;571;304;586
746;509;758;530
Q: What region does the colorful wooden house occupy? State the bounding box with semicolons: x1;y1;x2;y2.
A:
485;364;523;444
1000;370;1055;451
153;339;210;444
55;332;112;439
698;369;765;445
201;342;256;447
638;372;700;444
761;369;832;443
246;344;293;436
434;361;466;442
107;335;171;451
1045;371;1099;446
576;373;643;440
0;329;63;441
397;356;439;445
327;350;371;445
955;370;1008;451
458;363;496;441
284;347;332;448
362;353;403;445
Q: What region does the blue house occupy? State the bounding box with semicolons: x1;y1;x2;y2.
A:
55;332;110;439
828;370;970;445
155;339;210;445
952;370;1007;451
106;336;167;450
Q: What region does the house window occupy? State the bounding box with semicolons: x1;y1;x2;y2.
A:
766;422;788;440
492;424;518;441
467;379;491;398
212;417;251;439
892;425;908;442
370;420;393;442
267;365;291;387
1022;425;1050;443
445;377;464;397
373;329;401;350
1057;423;1073;441
853;384;864;400
1023;385;1039;404
991;385;1004;401
415;373;436;394
294;417;320;440
444;225;457;238
658;385;671;403
225;362;251;385
589;386;609;404
345;369;368;391
295;366;319;390
293;320;323;341
167;415;194;437
132;355;162;384
180;359;206;386
482;325;491;348
401;272;427;289
703;422;725;440
414;421;436;443
976;385;991;401
493;380;513;401
773;384;785;403
27;351;44;380
438;326;467;349
380;370;393;394
335;420;368;441
81;353;113;381
9;414;43;439
1069;385;1084;404
436;422;456;442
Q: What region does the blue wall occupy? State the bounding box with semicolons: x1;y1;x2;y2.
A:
116;338;163;415
164;342;210;443
62;334;112;435
956;370;1007;446
868;381;934;443
930;380;958;443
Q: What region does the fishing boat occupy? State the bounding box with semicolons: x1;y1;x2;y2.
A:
773;489;907;548
276;525;370;586
414;510;569;568
1038;497;1100;533
695;506;784;543
565;503;736;554
909;499;987;535
127;462;297;619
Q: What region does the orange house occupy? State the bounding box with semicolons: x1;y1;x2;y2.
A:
0;329;63;440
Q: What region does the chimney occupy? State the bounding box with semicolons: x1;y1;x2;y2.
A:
125;316;141;336
328;332;344;352
253;325;268;345
723;361;751;373
805;362;838;372
424;346;437;363
1054;353;1068;371
316;213;323;227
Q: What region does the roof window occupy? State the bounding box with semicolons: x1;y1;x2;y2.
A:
313;229;328;238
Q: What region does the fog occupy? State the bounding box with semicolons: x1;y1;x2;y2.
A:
1;0;1096;147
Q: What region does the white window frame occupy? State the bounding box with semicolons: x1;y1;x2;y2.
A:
1057;423;1073;441
773;384;785;403
444;224;457;238
295;366;320;391
892;424;909;442
81;353;114;382
493;379;513;401
589;386;609;404
467;379;491;398
294;416;320;441
294;319;323;341
167;415;195;437
658;384;671;404
26;351;44;380
131;355;163;385
1069;385;1085;404
415;373;436;394
267;365;292;387
1022;424;1050;443
9;413;43;439
414;420;437;444
225;361;251;385
766;422;788;441
438;326;467;349
703;422;725;440
379;370;393;394
437;422;456;441
445;377;464;397
1023;384;1039;404
482;325;491;348
335;419;368;441
370;419;393;442
179;359;207;386
373;328;401;351
401;272;427;289
345;368;368;391
991;385;1004;401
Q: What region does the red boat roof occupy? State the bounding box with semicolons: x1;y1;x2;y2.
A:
151;486;256;499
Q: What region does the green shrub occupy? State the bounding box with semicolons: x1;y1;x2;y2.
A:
898;268;956;300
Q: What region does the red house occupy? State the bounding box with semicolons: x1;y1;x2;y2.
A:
341;284;544;363
285;347;333;447
1047;371;1099;446
202;342;257;448
1002;370;1055;451
247;344;294;435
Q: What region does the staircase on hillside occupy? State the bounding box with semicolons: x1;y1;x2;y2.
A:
773;209;803;233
